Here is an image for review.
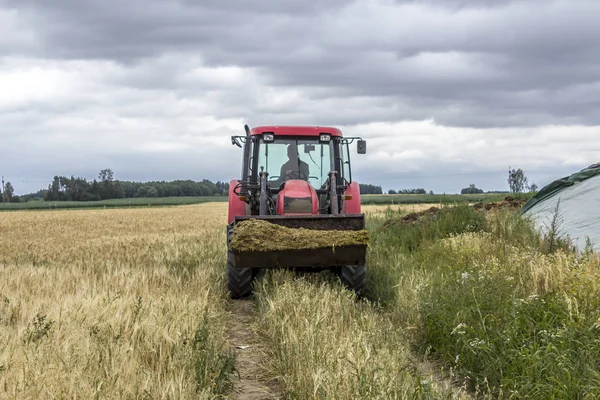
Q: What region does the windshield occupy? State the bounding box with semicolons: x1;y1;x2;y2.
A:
257;138;333;189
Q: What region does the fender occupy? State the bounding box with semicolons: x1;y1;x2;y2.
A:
342;181;361;214
228;180;247;224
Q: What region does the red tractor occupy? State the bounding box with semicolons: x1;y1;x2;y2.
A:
227;125;368;298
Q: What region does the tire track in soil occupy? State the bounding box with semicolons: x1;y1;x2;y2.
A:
227;300;282;400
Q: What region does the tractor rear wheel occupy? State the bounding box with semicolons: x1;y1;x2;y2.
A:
339;265;366;296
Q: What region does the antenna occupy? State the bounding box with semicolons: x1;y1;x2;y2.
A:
1;175;4;210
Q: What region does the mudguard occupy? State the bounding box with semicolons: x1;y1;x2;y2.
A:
342;181;361;214
228;180;247;224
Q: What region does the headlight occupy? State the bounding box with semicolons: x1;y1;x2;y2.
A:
263;133;274;142
319;134;331;142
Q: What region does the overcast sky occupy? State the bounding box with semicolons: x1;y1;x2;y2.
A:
2;0;599;194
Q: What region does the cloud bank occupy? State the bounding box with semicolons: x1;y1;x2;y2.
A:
1;0;599;193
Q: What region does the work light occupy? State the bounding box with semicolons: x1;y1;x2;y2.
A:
263;133;275;142
319;134;331;142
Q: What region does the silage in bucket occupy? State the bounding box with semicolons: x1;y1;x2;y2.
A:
230;219;369;253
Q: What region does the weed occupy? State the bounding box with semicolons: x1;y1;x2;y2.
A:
191;311;236;395
23;314;54;344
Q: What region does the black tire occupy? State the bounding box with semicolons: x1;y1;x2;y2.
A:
228;263;254;299
227;225;257;299
339;265;366;295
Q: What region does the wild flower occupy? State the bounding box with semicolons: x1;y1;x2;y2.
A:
451;323;468;335
461;272;471;283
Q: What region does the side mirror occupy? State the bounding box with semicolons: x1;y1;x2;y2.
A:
357;140;366;154
231;136;242;148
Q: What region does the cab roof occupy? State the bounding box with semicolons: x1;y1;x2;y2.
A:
250;125;343;137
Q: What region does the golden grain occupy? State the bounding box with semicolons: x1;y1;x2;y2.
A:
0;203;231;399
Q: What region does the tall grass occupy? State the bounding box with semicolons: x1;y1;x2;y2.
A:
0;204;234;398
252;271;470;399
367;204;600;398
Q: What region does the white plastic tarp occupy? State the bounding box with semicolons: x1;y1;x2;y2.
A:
523;175;600;252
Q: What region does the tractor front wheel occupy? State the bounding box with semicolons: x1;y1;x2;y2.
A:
227;264;254;299
227;225;256;299
339;265;366;296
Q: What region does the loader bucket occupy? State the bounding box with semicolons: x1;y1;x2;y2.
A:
231;214;367;269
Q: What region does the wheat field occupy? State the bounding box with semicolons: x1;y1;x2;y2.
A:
0;204;233;399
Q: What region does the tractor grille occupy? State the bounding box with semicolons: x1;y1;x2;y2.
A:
284;197;313;214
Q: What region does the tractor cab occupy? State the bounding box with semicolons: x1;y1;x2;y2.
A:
231;126;366;217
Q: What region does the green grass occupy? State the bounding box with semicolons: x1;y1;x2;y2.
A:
3;192;534;211
362;193;532;205
366;204;600;399
0;196;227;211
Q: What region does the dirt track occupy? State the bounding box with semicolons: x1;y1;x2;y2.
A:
227;300;282;400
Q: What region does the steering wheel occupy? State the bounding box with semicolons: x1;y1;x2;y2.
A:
284;171;308;180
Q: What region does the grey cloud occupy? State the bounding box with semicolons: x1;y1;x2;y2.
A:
8;0;599;127
2;0;600;194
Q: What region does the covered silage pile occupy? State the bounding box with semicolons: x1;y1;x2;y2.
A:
522;163;600;252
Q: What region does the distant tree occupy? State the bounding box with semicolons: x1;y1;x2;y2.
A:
201;179;218;195
4;182;14;202
136;185;150;198
19;189;47;202
146;186;158;198
90;179;100;199
113;182;125;199
398;188;427;194
508;167;528;193
215;181;230;195
45;176;61;201
359;184;383;194
461;184;484;194
97;169;122;200
10;195;20;203
98;169;114;182
529;183;539;192
388;189;397;194
429;190;434;195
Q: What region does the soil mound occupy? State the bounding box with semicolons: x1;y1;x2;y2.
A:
382;197;527;228
472;196;527;211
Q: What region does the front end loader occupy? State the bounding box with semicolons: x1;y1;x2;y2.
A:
227;125;368;298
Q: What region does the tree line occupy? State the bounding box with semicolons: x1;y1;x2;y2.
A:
387;188;433;195
359;184;383;194
460;168;538;195
39;169;230;202
4;166;540;203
